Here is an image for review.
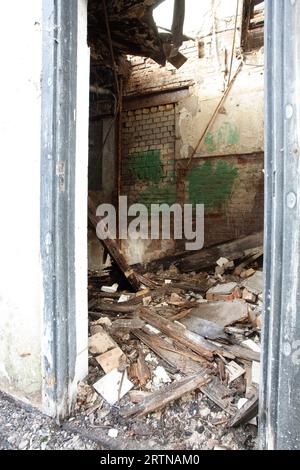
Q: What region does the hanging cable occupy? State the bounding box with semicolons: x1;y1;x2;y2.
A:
228;0;240;84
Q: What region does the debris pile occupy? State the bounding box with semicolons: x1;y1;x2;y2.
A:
84;206;262;449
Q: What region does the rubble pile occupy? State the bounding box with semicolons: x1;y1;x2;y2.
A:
79;237;263;450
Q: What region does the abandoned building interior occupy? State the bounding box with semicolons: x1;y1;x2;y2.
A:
82;0;265;450
2;0;299;452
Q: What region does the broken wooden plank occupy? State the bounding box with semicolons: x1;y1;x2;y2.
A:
128;390;152;404
169;309;193;322
134;330;234;414
211;342;260;363
137;308;216;361
121;374;211;418
111;317;145;331
139;232;263;273
178;232;263;273
234;248;263;276
91;301;138;314
88;328;117;355
88;197;141;292
225;361;246;384
134;329;209;373
96;347;126;374
129;352;151;387
229;393;259;427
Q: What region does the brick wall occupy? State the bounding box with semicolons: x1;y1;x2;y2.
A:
121;34;264;262
121;104;264;259
183;153;264;250
125;33;242;97
122;104;176;206
126;41;198;96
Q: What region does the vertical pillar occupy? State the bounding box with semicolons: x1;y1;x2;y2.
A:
260;0;300;450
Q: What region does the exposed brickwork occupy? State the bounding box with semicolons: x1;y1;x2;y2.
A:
180;153;264;250
122;104;176;206
126;41;198;96
125;33;238;97
121;33;264;262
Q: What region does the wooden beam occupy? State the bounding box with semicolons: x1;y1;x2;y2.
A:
142;232;263;274
88;197;141;292
137;308;216;360
134;329;234;413
121;374;210;418
229;393;259;427
124;87;190;111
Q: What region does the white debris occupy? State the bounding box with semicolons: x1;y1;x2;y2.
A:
153;366;171;387
144;324;161;335
242;339;261;353
200;407;211;418
225;361;246;384
251;361;261;385
92;317;112;328
217;257;230;267
142;296;152;307
118;294;130;303
101;283;119;293
164;280;172;284
93;369;133;405
108;429;119;438
238;398;257;426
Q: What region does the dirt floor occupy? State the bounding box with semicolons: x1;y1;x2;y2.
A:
0;391;257;451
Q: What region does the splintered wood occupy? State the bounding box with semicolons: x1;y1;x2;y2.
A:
88;196;141;292
122;374;211;418
138;308;216;361
87;232;263;428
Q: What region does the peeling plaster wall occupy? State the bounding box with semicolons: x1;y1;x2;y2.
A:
0;1;43;403
122;0;264;263
88;119;116;273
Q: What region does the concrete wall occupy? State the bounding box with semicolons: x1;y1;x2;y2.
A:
121;0;264;263
88;119;116;272
0;0;43;404
0;0;90;411
75;0;90;387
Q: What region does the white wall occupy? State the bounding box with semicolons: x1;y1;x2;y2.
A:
0;0;43;403
0;0;90;411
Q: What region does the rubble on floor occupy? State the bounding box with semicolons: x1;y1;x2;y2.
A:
82;236;263;449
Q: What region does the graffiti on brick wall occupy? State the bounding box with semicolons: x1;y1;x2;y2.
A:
123;149;177;207
204;122;240;153
187;160;239;212
123;150;163;184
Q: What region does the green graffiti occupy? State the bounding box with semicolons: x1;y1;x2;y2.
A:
204;133;217;152
124;150;163;183
139;184;177;208
188;160;239;212
204;122;240;153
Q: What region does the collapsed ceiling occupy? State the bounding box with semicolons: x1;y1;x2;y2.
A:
88;0;186;88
